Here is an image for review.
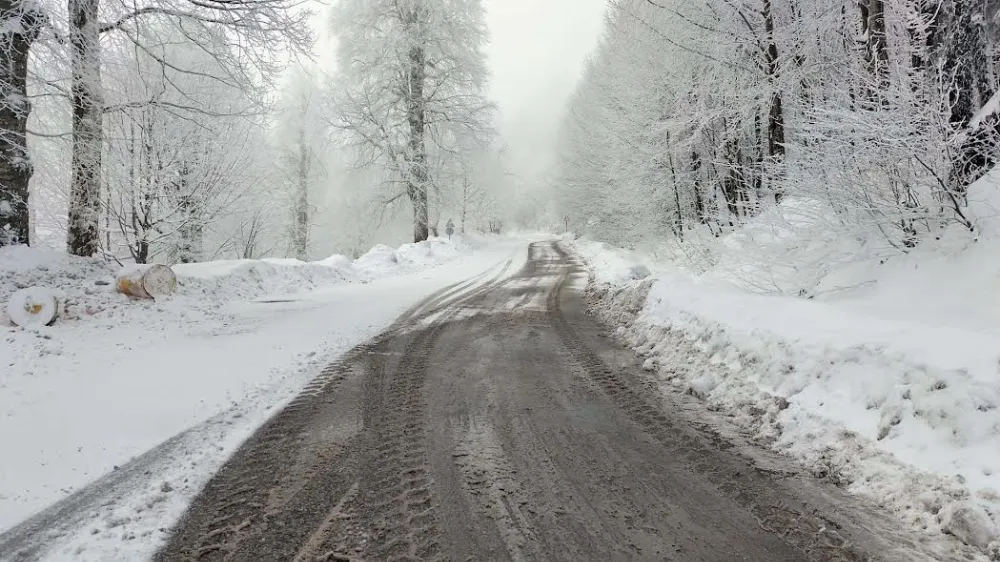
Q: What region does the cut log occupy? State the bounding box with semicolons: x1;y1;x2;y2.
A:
117;264;177;299
7;287;59;327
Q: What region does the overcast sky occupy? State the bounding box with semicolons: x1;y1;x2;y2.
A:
484;0;608;188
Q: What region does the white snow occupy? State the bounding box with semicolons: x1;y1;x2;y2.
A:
0;235;528;560
941;502;999;549
574;169;1000;555
5;286;59;327
972;90;1000;130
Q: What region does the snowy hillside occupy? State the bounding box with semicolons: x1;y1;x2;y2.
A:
573;170;1000;556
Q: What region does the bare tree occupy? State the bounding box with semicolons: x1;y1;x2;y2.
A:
274;66;326;260
64;0;312;256
331;0;494;243
101;28;268;264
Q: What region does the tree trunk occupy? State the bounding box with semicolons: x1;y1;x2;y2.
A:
136;239;149;264
66;0;104;257
293;128;309;260
177;163;202;264
859;0;889;100
411;181;429;242
460;175;469;235
691;151;706;224
0;3;43;246
721;133;743;220
407;43;429;243
177;198;202;263
667;151;684;242
763;0;786;204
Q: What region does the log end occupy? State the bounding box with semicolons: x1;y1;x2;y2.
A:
6;287;59;327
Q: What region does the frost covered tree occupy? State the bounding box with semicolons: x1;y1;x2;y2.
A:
274;67;327;260
0;0;44;246
99;23;272;263
928;0;1000;196
455;140;505;234
555;0;999;283
63;0;312;256
330;0;494;243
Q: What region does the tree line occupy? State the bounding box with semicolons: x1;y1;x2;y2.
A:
0;0;500;263
556;0;1000;258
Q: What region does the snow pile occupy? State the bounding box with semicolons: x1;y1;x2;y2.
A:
352;238;461;278
573;170;1000;555
176;237;462;298
174;258;355;301
703;197;873;295
0;238;464;329
317;254;352;269
397;238;460;267
351;244;399;275
573;240;656;284
0;245;119;328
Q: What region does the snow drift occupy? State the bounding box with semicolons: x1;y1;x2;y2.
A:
0;237;462;328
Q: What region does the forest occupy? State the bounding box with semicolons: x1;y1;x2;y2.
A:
3;0;999;282
0;0;507;264
555;0;1000;290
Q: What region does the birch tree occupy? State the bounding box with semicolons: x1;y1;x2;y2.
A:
330;0;493;243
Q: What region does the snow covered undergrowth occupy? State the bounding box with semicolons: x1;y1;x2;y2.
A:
572;172;1000;557
0;236;520;560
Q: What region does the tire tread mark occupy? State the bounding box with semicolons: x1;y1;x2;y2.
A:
542;241;871;562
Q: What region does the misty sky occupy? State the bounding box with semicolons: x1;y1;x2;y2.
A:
314;1;608;190
483;0;607;188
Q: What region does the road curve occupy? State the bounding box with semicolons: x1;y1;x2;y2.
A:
153;241;958;562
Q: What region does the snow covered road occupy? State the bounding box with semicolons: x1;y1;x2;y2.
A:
145;242;964;562
0;238;529;561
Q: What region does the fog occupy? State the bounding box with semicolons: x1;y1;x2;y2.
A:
312;0;608;191
297;0;608;250
484;0;608;191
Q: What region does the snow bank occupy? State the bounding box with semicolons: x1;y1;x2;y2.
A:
352;244;399;275
173;258;354;301
0;245;118;328
0;238;464;328
351;237;460;278
573;171;1000;555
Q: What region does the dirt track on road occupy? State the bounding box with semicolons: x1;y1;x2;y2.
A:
154;242;960;562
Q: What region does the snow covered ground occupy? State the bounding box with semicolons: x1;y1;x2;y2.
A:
0;235;528;561
572;171;1000;557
